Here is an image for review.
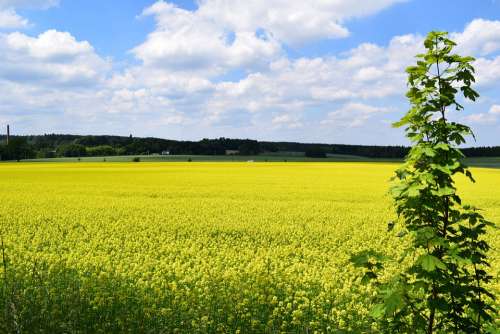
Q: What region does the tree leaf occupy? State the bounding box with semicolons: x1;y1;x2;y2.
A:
434;143;449;151
370;304;386;319
384;291;404;314
418;254;446;271
436;186;455;196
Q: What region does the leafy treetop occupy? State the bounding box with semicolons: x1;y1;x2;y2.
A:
352;31;496;334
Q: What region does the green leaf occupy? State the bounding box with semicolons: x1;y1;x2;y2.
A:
418;254;446;271
422;147;436;157
434;143;449;151
430;164;452;175
407;187;420;197
384;291;404;314
350;253;369;267
392;118;408;128
436;186;455;196
465;170;475;183
370;304;385;319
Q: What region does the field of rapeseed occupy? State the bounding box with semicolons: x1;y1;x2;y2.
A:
0;162;498;333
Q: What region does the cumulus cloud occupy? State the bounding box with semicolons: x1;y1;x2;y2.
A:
0;0;59;9
271;113;303;129
196;0;407;45
0;8;29;28
464;104;500;125
321;103;391;128
474;56;500;88
124;15;500;140
491;105;500;115
1;1;500;145
133;1;282;76
132;0;407;76
0;0;58;29
453;19;500;56
0;28;116;136
451;19;500;89
200;34;422;124
0;30;110;87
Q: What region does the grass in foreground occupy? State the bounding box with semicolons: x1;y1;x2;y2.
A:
0;162;498;333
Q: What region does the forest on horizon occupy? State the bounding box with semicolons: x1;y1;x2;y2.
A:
1;133;500;161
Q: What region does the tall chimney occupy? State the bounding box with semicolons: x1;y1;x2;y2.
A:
6;124;9;145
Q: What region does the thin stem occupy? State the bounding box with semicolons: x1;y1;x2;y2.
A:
435;39;450;238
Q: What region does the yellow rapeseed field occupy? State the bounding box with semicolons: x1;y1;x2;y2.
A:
0;162;498;333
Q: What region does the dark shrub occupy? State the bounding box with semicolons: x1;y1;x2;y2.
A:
305;149;327;158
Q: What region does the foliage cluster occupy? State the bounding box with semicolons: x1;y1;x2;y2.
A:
352;32;497;333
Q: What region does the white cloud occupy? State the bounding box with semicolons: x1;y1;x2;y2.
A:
113;18;500;139
353;66;385;82
271;113;303;129
104;2;426;134
0;0;58;9
0;30;110;86
454;19;500;56
196;0;407;45
132;0;406;76
1;3;500;145
133;1;282;76
464;113;496;124
451;19;500;89
321;103;391;128
201;34;422;123
490;105;500;115
475;56;500;87
0;0;58;29
464;104;500;125
0;8;29;28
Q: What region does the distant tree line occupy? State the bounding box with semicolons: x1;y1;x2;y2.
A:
0;134;499;161
264;142;410;158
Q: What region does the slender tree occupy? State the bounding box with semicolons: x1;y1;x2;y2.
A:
352;31;496;333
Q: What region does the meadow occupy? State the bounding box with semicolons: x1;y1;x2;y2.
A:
19;154;500;168
0;162;498;333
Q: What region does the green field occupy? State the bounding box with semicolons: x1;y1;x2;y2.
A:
0;162;498;333
14;154;500;169
19;153;380;163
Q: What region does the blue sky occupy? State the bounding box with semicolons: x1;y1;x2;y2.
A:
1;0;499;145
